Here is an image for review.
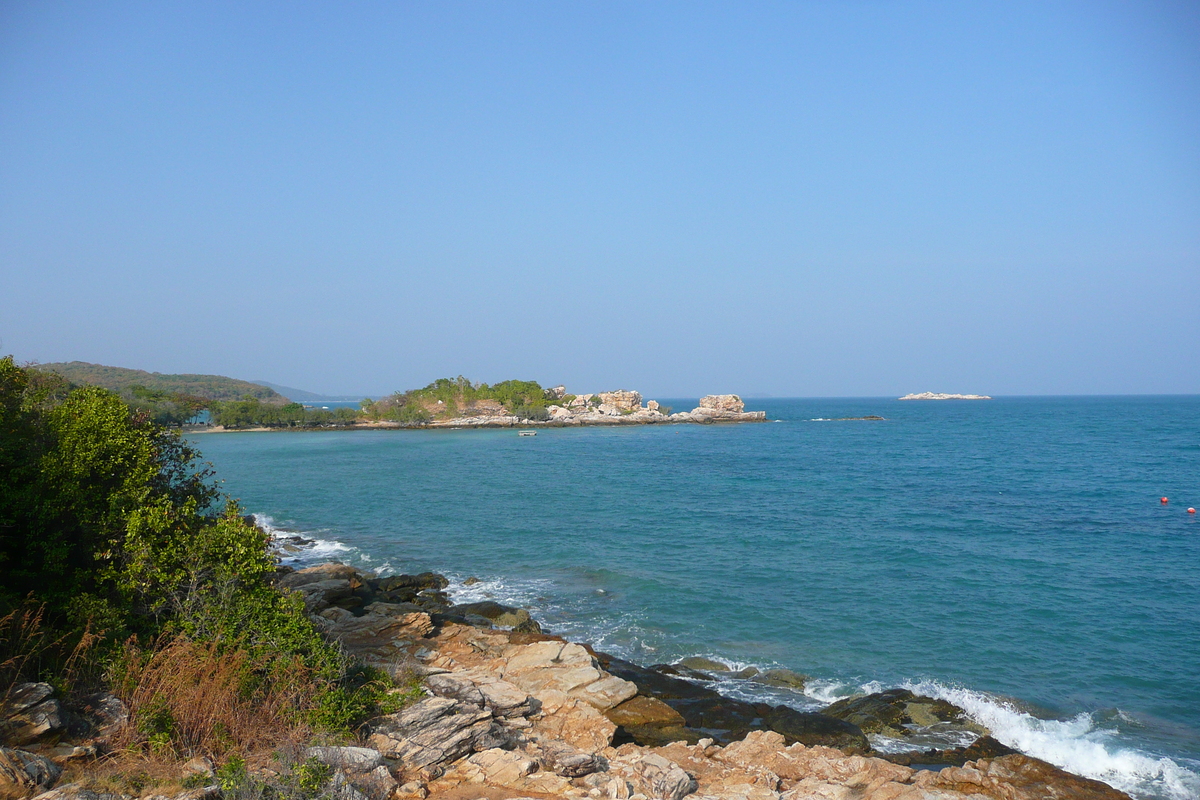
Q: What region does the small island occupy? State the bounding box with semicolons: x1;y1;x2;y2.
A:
898;392;992;400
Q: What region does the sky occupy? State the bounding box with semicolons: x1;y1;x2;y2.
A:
1;1;1197;398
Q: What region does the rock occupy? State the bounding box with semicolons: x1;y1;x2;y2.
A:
304;746;385;772
677;657;731;673
464;748;538;785
883;734;1017;768
1;684;63;746
424;671;538;719
598;391;643;412
462;577;480;586
393;781;427;799
529;690;617;753
629;753;696;800
365;697;511;769
821;688;974;739
29;786;127;800
69;692;128;743
607;697;687;729
348;765;397;800
502;641;637;712
0;747;62;794
375;573;450;592
180;756;215;779
329;770;369;800
453;601;538;631
751;670;807;691
536;741;606;777
698;395;745;414
917;753;1131;799
277;562;362;588
762;707;869;753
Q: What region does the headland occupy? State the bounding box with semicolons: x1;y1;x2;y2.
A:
897;393;992;401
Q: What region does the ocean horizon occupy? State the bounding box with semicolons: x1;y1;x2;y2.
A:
191;395;1200;800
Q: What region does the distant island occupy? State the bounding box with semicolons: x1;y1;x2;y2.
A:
28;363;766;430
898;392;992;400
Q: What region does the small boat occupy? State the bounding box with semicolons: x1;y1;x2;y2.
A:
518;430;537;437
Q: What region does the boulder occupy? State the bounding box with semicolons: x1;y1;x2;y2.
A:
751;670;808;691
698;395;745;414
346;765;397;800
501;641;637;711
822;688;976;739
424;672;538;719
375;573;450;592
762;707;869;753
67;692;128;744
0;747;62;795
534;740;606;777
677;657;731;673
598;391;643;412
365;697;511;769
916;753;1133;799
304;746;386;772
0;684;63;746
277;562;362;588
629;753;696;800
452;601;539;632
606;696;698;747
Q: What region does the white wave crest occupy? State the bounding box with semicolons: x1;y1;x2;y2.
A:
903;680;1200;800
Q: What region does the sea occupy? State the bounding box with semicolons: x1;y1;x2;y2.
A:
190;396;1200;800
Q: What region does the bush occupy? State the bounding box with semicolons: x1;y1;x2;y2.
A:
511;404;550;422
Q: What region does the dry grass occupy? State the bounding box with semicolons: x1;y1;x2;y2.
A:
0;602;98;697
109;636;320;762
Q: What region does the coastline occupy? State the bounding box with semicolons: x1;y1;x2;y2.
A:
277;548;1136;800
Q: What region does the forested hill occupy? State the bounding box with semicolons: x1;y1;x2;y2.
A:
34;361;289;403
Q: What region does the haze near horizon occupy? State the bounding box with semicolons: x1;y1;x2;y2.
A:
2;1;1197;398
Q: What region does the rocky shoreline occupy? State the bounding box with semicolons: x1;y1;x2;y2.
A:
1;559;1133;800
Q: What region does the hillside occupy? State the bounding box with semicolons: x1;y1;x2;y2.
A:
34;361;289;403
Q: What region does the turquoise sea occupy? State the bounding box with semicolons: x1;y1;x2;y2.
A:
191;397;1200;800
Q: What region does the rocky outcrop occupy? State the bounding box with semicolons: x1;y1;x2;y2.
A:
0;748;61;796
0;685;63;746
365;697;512;771
822;688;985;741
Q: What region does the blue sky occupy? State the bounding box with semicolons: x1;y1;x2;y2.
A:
2;1;1197;397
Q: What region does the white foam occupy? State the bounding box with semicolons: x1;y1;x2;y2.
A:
255;513;355;567
903;680;1200;800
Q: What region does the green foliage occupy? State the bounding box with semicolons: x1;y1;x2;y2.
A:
208;399;360;429
216;755;249;794
308;664;422;734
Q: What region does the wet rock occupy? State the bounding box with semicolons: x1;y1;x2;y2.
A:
751;670;807;691
762;707;870;753
0;684;63;746
916;753;1133;799
677;657;731;673
822;688;979;740
365;697;512;769
376;573;450;592
278;562;362;588
0;747;62;794
453;601;539;631
883;734;1017;768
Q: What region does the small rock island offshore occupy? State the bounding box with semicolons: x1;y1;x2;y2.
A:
898;392;992;400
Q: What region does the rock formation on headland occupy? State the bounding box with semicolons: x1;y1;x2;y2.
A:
898;393;992;401
426;392;767;428
5;560;1125;800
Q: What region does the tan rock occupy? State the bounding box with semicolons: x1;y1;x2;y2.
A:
465;748;538;785
698;395;745;414
530;690;618;753
607;697;687;729
917;753;1132;799
502;641;637;711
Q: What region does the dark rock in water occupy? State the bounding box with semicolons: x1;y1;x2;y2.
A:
463;576;480;586
453;601;536;630
822;688;974;739
511;618;543;634
752;669;808;691
376;572;449;592
763;706;870;754
601;656;722;701
677;656;731;673
883;734;1017;768
651;663;718;681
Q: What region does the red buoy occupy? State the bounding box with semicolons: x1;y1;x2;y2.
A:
1161;497;1169;503
1189;508;1197;514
